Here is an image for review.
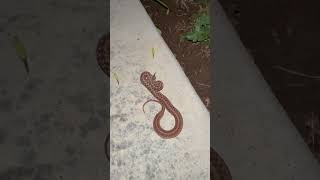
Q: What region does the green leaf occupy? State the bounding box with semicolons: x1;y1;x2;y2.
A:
182;13;210;43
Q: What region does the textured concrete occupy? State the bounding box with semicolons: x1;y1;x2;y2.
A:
0;0;108;179
110;0;210;179
211;0;320;179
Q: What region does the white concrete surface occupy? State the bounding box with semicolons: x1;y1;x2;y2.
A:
211;0;320;179
110;0;210;179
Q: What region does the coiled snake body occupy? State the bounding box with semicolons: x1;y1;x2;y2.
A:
96;34;232;179
140;71;183;138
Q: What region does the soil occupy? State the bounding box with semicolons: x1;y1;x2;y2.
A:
140;0;212;111
219;0;320;161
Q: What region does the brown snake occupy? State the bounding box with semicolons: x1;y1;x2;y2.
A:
140;71;183;138
96;34;232;179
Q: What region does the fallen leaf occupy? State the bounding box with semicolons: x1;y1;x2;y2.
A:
111;71;119;85
151;48;155;59
8;33;30;74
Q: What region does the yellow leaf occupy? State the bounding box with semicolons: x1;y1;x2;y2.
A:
111;71;119;85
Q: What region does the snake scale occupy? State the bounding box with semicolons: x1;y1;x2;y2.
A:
96;33;232;180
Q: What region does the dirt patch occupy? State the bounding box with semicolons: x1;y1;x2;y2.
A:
140;0;212;110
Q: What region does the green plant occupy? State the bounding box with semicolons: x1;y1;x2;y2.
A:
182;12;210;43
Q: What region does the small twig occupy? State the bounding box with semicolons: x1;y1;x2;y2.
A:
153;0;170;14
273;65;320;80
196;82;211;87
